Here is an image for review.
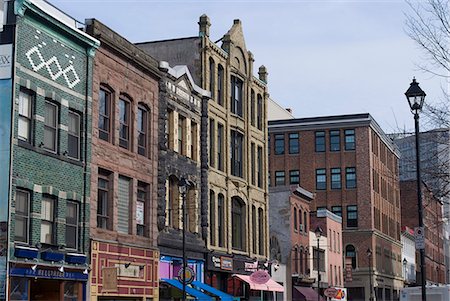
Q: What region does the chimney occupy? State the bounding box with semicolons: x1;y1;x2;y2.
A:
258;65;268;84
198;14;211;37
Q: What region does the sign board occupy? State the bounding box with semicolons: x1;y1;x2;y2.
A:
250;270;270;285
331;288;347;301
221;257;232;271
0;45;12;79
115;263;140;278
324;287;338;298
177;266;195;285
102;267;118;292
414;227;425;250
344;257;353;282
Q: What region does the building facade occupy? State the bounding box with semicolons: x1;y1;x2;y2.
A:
401;226;416;285
85;19;160;301
268;114;403;301
137;15;271;298
5;1;99;300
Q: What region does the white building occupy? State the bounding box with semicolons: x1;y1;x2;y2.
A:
401;227;416;285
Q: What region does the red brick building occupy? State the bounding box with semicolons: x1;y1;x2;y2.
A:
268;114;403;301
86;20;160;300
400;180;445;285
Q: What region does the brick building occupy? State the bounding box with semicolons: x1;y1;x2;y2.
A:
400;180;445;285
268;113;403;301
85;19;160;300
137;15;273;298
4;1;99;300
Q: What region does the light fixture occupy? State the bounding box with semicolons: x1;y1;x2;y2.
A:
83;269;89;275
31;264;38;271
405;77;426;112
366;248;372;258
178;177;191;194
58;265;64;273
125;262;131;269
314;226;323;239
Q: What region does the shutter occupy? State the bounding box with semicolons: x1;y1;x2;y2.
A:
118;176;130;234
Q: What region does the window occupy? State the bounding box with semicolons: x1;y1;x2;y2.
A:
119;98;131;149
66;201;78;249
330;130;340;151
186;189;197;233
294;208;298;230
232;197;245;250
68;111;81;160
274;134;284;155
97;169;111;229
337;232;340;253
289;133;299;154
231;130;243;178
98;88;111;142
250;90;255;126
117;176;131;234
137;182;148;236
15;190;30;243
316;169;326;190
258;208;264;255
251;143;255;185
345;129;355;150
191;121;198;161
218;194;225;247
217;123;224;170
298;209;302;232
210;191;215;246
44;101;58;152
315;131;325;152
290;170;300;185
252;206;257;253
217;64;224;106
347;205;358;227
346;167;357;189
304;211;307;232
209;58;215;100
329;229;332;250
268;136;270;156
331;206;342;217
41;197;55;244
313;248;325;271
257;146;263;188
346;245;357;269
137;105;148;156
178;115;186;155
167;109;173;150
209;119;215;167
275;171;285;186
331;168;342;189
231;75;243;117
257;94;263;130
18;89;33;143
168;176;180;229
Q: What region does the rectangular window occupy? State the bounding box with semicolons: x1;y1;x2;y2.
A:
98;89;111;142
289;133;299;154
331;168;342;189
347;205;358;227
18;89;33;143
178;115;186;155
137;182;148;236
231;130;243;178
257;146;263;188
218;194;225;247
346;167;357;189
275;171;285;186
209;119;215;167
257;94;263;130
274;134;284;155
119;98;130;149
68;111;81;160
210;191;216;246
330;130;340;151
251;143;255;185
315;131;325;152
217;123;224;170
289;170;300;185
44;101;58;152
313;248;325;271
217;65;224;106
252;206;257;253
231;75;243;117
118;176;131;234
331;206;342;217
258;208;264;255
137;105;148;156
97;169;111;229
40;197;55;244
15;190;30;243
251;90;255;126
345;129;355;150
316;169;326;190
66;201;78;249
191;121;198;161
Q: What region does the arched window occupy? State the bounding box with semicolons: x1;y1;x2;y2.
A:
119;95;132;149
209;58;215;100
250;89;255;126
293;208;298;230
257;94;263;130
210;190;215;246
345;245;357;269
218;194;225;247
137;103;149;156
231;75;243;117
232;197;245;250
168;176;179;229
217;64;224;106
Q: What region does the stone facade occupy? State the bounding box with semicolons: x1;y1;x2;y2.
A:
6;1;99;300
268;113;403;301
85;19;160;300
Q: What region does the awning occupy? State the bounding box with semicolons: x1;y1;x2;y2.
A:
192;281;233;301
294;286;325;301
161;278;213;301
233;274;284;292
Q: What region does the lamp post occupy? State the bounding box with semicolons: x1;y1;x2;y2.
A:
179;177;191;301
403;258;408;285
367;248;374;301
315;226;323;301
404;77;427;301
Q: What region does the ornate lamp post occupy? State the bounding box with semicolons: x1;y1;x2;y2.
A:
367;248;374;301
314;226;323;301
178;177;191;301
404;78;427;301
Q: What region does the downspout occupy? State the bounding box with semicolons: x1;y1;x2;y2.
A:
82;50;90;255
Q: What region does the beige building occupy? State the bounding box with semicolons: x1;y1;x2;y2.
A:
137;15;271;298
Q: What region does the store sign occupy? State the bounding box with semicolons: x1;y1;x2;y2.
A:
136;201;144;225
0;45;12;79
245;261;258;272
9;267;88;281
344;257;352;282
331;288;347;301
115;264;140;278
250;270;270;284
102;267;118;292
210;255;233;271
177;266;195;285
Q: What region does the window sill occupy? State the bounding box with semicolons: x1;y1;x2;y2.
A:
18;141;84;167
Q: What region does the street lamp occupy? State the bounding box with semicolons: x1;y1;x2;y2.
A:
314;226;323;301
403;258;408;284
367;248;374;301
404;78;427;301
179;177;191;301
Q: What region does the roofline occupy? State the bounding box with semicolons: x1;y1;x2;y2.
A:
135;36;199;45
166;64;211;98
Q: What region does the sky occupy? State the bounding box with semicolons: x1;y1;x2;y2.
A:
50;0;448;133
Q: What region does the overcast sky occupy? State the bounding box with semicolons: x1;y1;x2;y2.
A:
50;0;447;133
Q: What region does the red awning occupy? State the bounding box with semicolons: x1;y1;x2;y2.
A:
294;286;325;301
233;274;284;292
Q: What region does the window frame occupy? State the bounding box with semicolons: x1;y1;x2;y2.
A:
209;119;215;167
98;88;112;142
217;123;224;171
344;129;355;150
178;115;186;155
257;146;263;188
118;97;131;149
65;200;79;250
275;171;285;186
209;58;215;100
347;205;358;228
231;75;243;117
137;104;148;157
346;167;357;189
329;130;341;151
43;100;58;153
289;133;299;154
251;143;256;185
316;168;327;190
315;131;325;152
274;134;285;155
331;206;342;217
18;89;33;143
218;193;225;247
289;170;300;185
258;208;264;255
231;130;244;178
232;197;245;250
257;94;263;130
331;168;342;189
14;189;30;243
217;64;224;106
210;191;216;246
345;245;357;269
250;89;255;126
40;196;55;245
97;169;111;230
67;110;81;160
136;181;148;237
